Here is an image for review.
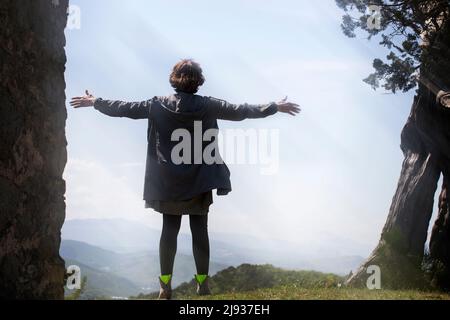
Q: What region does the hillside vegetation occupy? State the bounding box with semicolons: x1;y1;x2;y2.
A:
136;264;343;299
136;264;450;301
198;286;450;300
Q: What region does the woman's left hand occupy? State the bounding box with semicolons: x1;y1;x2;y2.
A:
277;97;301;116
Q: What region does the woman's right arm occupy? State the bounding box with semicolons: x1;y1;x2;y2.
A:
92;98;152;120
70;90;152;120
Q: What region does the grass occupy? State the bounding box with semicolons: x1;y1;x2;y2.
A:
133;264;450;301
180;285;450;300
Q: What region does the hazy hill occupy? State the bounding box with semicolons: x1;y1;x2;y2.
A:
136;264;343;299
61;219;251;266
60;240;228;295
64;258;140;299
62;219;162;253
61;240;121;271
62;219;365;275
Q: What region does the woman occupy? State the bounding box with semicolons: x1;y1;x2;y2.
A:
70;59;300;299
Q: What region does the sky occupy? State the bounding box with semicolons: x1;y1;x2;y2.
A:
63;0;440;258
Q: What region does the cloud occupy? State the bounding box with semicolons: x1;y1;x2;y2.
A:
63;158;159;225
267;59;367;73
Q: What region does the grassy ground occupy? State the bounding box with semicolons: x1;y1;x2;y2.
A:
134;265;450;301
182;285;450;300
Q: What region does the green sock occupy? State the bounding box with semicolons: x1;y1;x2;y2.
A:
195;274;208;285
160;274;172;285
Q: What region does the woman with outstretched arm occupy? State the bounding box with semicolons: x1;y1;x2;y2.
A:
70;59;300;299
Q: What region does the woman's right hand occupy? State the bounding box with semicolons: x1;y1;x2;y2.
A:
70;90;96;108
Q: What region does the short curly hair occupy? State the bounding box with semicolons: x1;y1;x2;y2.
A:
169;59;205;94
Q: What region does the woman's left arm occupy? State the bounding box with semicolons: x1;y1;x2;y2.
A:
208;96;301;121
70;90;152;120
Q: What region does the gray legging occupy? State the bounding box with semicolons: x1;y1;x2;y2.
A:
160;214;210;276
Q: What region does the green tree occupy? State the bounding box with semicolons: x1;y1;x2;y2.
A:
336;0;450;290
336;0;449;92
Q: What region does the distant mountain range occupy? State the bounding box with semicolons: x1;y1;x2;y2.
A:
61;240;228;299
63;257;140;299
60;218;365;299
62;219;365;275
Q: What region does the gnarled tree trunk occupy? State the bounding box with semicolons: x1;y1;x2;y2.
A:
0;0;68;299
429;167;450;289
347;85;450;289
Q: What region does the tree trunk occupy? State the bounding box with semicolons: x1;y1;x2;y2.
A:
347;84;450;289
429;171;450;289
0;0;68;299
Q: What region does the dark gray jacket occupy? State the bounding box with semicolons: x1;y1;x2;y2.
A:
94;92;278;202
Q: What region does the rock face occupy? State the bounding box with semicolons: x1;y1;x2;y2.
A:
347;84;450;289
0;0;68;299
